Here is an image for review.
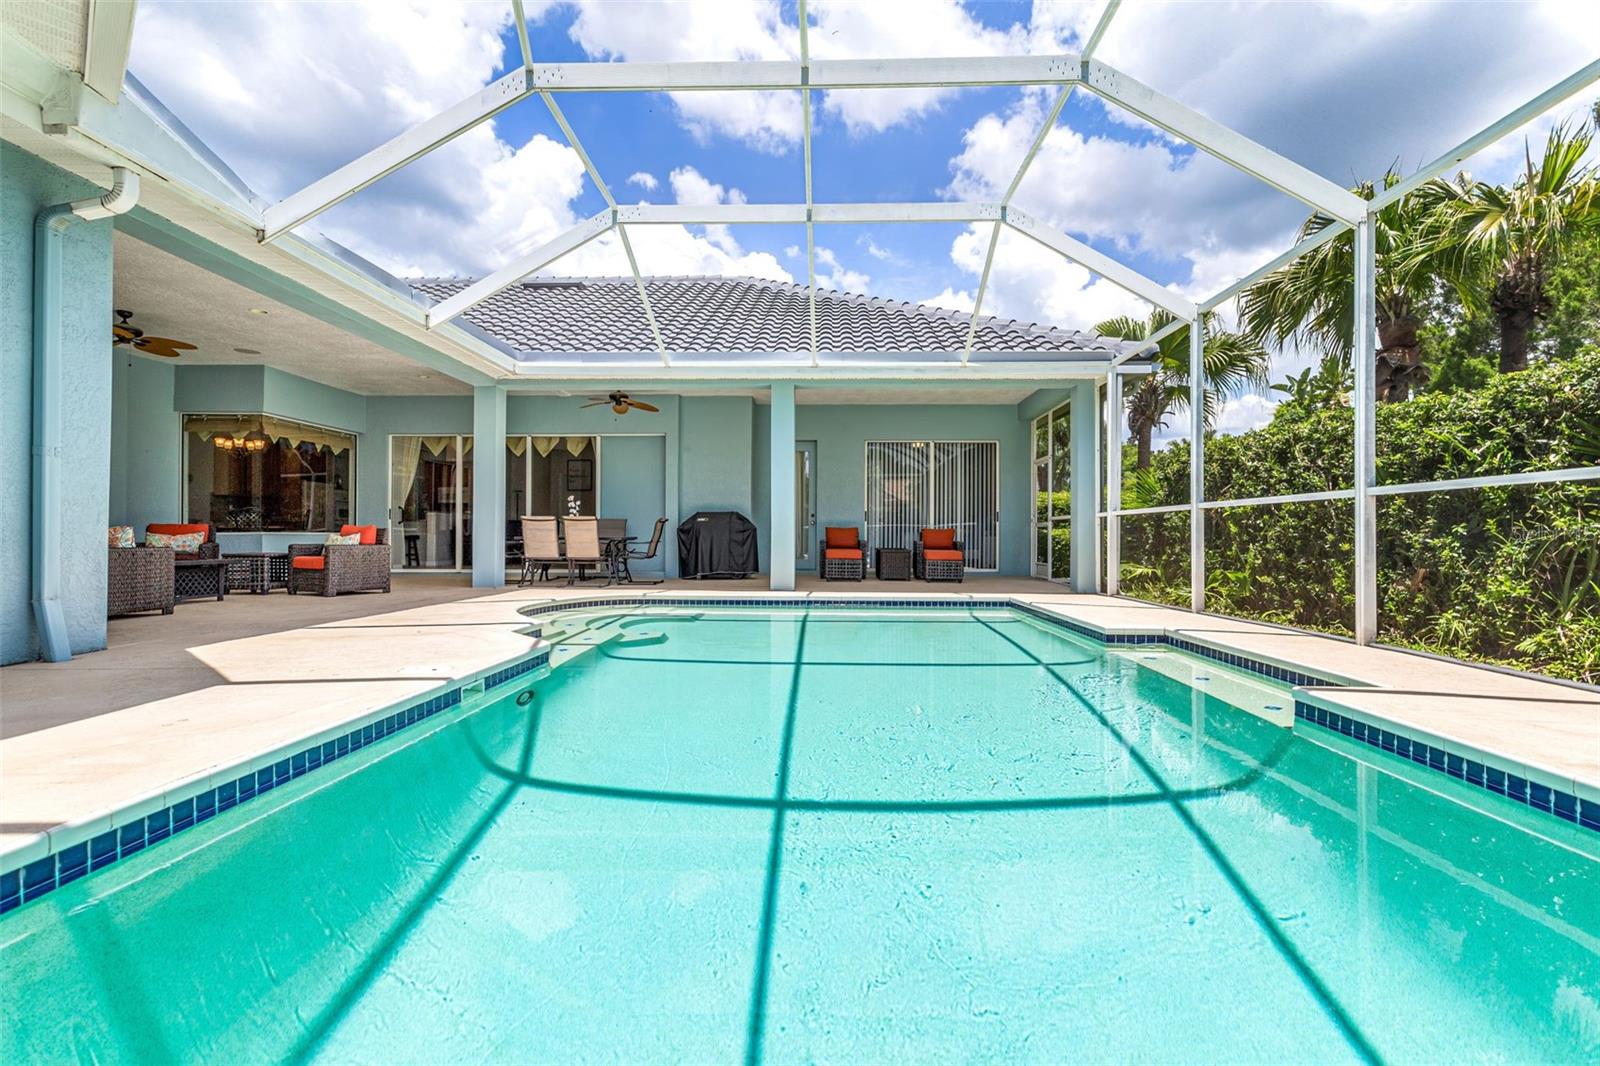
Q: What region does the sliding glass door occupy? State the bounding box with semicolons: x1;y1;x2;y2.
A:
865;440;999;570
1029;405;1073;582
389;435;472;571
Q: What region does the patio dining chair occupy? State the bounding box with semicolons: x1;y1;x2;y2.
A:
821;527;866;581
913;527;965;582
519;516;562;586
616;516;668;585
560;516;607;585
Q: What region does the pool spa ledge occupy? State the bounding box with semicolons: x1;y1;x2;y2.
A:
3;589;1597;914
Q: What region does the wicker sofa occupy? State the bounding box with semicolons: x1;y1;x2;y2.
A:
145;523;218;560
108;546;176;617
288;525;392;596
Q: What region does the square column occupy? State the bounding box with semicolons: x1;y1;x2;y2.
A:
1069;379;1100;593
769;383;796;590
471;385;507;588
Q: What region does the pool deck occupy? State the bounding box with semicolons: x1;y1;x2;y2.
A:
2;575;1596;871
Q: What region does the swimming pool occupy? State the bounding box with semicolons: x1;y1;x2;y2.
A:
2;605;1596;1062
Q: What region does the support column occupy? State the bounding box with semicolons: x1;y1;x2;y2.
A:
1069;379;1099;593
1105;369;1122;595
471;385;507;588
769;383;796;590
1189;316;1206;613
1353;215;1377;643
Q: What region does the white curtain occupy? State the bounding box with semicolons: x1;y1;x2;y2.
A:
390;436;425;524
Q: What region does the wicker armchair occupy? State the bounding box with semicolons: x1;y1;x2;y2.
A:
821;527;866;581
913;528;965;582
287;526;392;596
108;546;175;616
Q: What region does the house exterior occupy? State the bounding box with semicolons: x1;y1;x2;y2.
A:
0;31;1132;665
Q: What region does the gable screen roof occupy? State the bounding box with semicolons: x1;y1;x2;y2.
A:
410;276;1139;361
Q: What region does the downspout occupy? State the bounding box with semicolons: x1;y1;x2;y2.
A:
32;167;140;661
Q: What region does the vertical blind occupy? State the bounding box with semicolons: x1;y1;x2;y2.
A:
865;441;999;569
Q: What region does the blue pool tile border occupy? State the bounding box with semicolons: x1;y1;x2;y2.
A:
0;650;549;917
1293;700;1597;835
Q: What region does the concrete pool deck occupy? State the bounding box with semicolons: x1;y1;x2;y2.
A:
2;576;1596;871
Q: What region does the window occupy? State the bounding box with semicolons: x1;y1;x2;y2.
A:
185;414;354;532
865;440;999;569
505;436;598;521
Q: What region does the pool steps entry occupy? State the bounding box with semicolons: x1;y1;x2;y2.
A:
3;598;1594;916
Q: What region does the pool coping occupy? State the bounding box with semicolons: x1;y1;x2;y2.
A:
0;643;552;913
4;590;1596;914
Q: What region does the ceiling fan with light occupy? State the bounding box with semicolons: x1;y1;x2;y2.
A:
112;309;196;359
580;391;659;415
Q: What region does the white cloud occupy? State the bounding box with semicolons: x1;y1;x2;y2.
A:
627;171;659;191
859;237;895;262
784;244;801;258
127;3;790;282
669;165;747;206
1211;393;1279;438
941;224;1150;333
536;0;1038;148
920;287;975;314
814;246;870;292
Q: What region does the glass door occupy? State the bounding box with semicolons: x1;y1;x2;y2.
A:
865;440;1000;571
796;441;817;571
1032;415;1049;578
389;435;469;570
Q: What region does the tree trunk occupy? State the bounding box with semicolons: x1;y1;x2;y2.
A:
1491;265;1544;374
1496;305;1535;373
1136;426;1153;470
1375;308;1424;402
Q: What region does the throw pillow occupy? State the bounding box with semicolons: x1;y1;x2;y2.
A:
108;526;136;548
324;532;362;546
146;531;205;553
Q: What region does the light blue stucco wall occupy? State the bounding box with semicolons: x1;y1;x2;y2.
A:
109;353;180;537
1;146;116;663
767;403;1033;575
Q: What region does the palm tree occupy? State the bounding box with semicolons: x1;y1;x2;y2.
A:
1095;309;1268;469
1413;118;1600;373
1238;170;1451;402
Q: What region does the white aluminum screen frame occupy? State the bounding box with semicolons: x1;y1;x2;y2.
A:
865;440;1000;571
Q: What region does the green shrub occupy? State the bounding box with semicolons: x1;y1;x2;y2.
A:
1124;349;1600;682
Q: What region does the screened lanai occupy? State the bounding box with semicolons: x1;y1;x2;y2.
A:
6;0;1598;679
216;0;1600;654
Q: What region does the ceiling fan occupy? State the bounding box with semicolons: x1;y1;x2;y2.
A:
580;391;660;415
112;309;197;359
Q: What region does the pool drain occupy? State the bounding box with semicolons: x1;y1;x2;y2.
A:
516;689;536;706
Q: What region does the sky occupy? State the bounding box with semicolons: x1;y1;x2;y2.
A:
127;0;1599;438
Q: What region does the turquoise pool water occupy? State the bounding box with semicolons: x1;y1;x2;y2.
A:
3;606;1597;1064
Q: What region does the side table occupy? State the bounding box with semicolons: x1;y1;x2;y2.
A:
224;552;291;594
875;547;912;581
174;558;228;603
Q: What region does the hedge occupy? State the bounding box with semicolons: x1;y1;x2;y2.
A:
1118;349;1600;683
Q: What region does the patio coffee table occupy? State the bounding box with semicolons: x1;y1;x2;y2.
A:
174;558;228;603
224;552;290;594
875;547;912;581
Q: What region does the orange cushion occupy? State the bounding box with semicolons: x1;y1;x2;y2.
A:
340;524;379;545
291;555;326;570
824;548;863;560
924;549;964;562
148;523;210;540
922;528;956;550
823;527;859;548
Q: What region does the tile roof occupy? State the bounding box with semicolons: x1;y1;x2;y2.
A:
409;275;1138;359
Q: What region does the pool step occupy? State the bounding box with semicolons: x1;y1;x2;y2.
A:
1113;646;1295;726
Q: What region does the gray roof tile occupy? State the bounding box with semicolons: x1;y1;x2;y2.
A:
410;276;1136;358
